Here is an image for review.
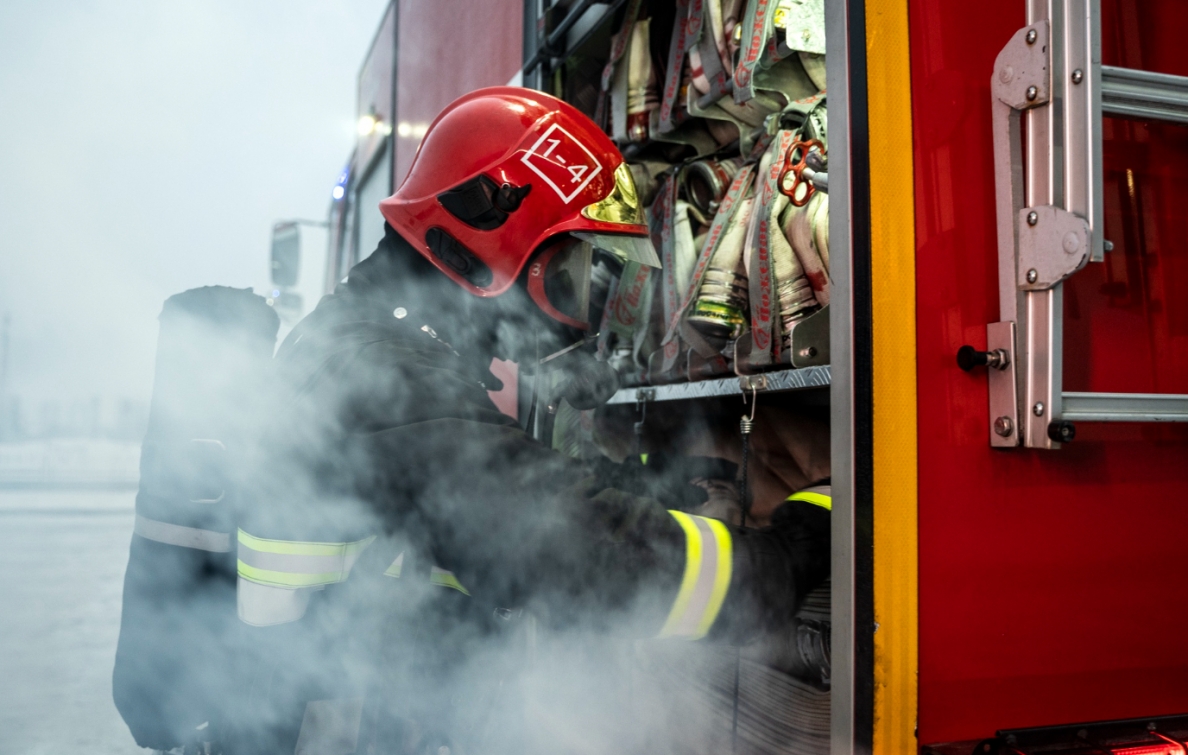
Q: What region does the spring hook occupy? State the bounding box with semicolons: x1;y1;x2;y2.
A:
632;393;648;456
737;384;758;527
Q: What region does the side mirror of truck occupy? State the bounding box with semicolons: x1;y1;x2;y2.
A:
270;222;301;287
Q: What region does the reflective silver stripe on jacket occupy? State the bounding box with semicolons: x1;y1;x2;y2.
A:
238;548;361;579
133;513;231;553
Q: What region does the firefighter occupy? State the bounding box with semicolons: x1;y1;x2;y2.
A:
232;87;830;754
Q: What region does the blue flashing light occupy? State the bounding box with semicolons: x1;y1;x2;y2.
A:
332;160;351;201
272;289;280;298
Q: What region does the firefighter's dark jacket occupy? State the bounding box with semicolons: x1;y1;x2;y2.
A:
239;228;829;644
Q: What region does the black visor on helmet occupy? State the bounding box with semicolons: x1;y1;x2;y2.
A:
437;174;532;231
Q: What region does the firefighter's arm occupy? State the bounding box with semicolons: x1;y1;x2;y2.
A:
363;418;829;644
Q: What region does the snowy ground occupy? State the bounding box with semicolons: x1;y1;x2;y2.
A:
0;489;144;754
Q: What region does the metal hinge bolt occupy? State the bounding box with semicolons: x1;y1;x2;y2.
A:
1025;28;1037;45
1026;268;1038;283
1027;210;1039;226
1071;68;1084;85
994;416;1014;437
1026;85;1039;101
1033;401;1045;417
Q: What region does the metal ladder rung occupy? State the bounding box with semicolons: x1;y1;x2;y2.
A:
1062;392;1188;423
1102;65;1188;125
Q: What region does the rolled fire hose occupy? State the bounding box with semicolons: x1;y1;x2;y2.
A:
688;0;733;104
678;156;744;226
747;131;825;365
595;0;644;130
781;191;830;306
656;0;693;135
685;193;755;351
770;192;820;351
611;18;656;142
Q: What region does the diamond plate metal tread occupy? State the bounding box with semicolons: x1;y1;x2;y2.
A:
605;366;832;405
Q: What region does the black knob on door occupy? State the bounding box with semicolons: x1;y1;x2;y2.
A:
957;345;1010;372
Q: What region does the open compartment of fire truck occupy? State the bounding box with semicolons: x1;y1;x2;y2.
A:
517;1;840;752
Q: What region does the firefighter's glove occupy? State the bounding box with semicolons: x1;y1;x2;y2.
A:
552;349;621;410
587;454;737;511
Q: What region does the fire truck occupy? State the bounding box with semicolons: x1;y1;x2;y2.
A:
268;1;1188;752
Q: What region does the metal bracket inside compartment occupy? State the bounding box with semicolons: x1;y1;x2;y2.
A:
791;305;831;368
634;388;656;405
739;374;768;393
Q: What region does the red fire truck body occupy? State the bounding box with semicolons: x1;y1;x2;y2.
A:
911;0;1188;744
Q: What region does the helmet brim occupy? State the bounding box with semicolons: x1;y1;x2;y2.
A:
572;232;661;268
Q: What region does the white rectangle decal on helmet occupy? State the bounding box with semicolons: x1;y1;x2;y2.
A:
521;123;603;203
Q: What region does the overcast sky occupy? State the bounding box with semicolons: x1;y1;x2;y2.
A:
0;0;389;406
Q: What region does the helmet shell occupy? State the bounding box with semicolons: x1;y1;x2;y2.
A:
379;87;649;297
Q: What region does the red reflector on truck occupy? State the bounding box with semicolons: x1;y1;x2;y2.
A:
922;714;1188;755
1112;744;1186;755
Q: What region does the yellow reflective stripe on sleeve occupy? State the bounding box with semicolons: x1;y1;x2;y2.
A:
787;490;832;511
658;511;733;640
237;529;374;558
237;529;375;588
429;566;471;596
659;511;702;637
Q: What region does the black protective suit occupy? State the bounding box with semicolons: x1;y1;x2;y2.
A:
231;227;829;754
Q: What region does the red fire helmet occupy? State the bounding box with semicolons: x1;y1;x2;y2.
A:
379;87;658;326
